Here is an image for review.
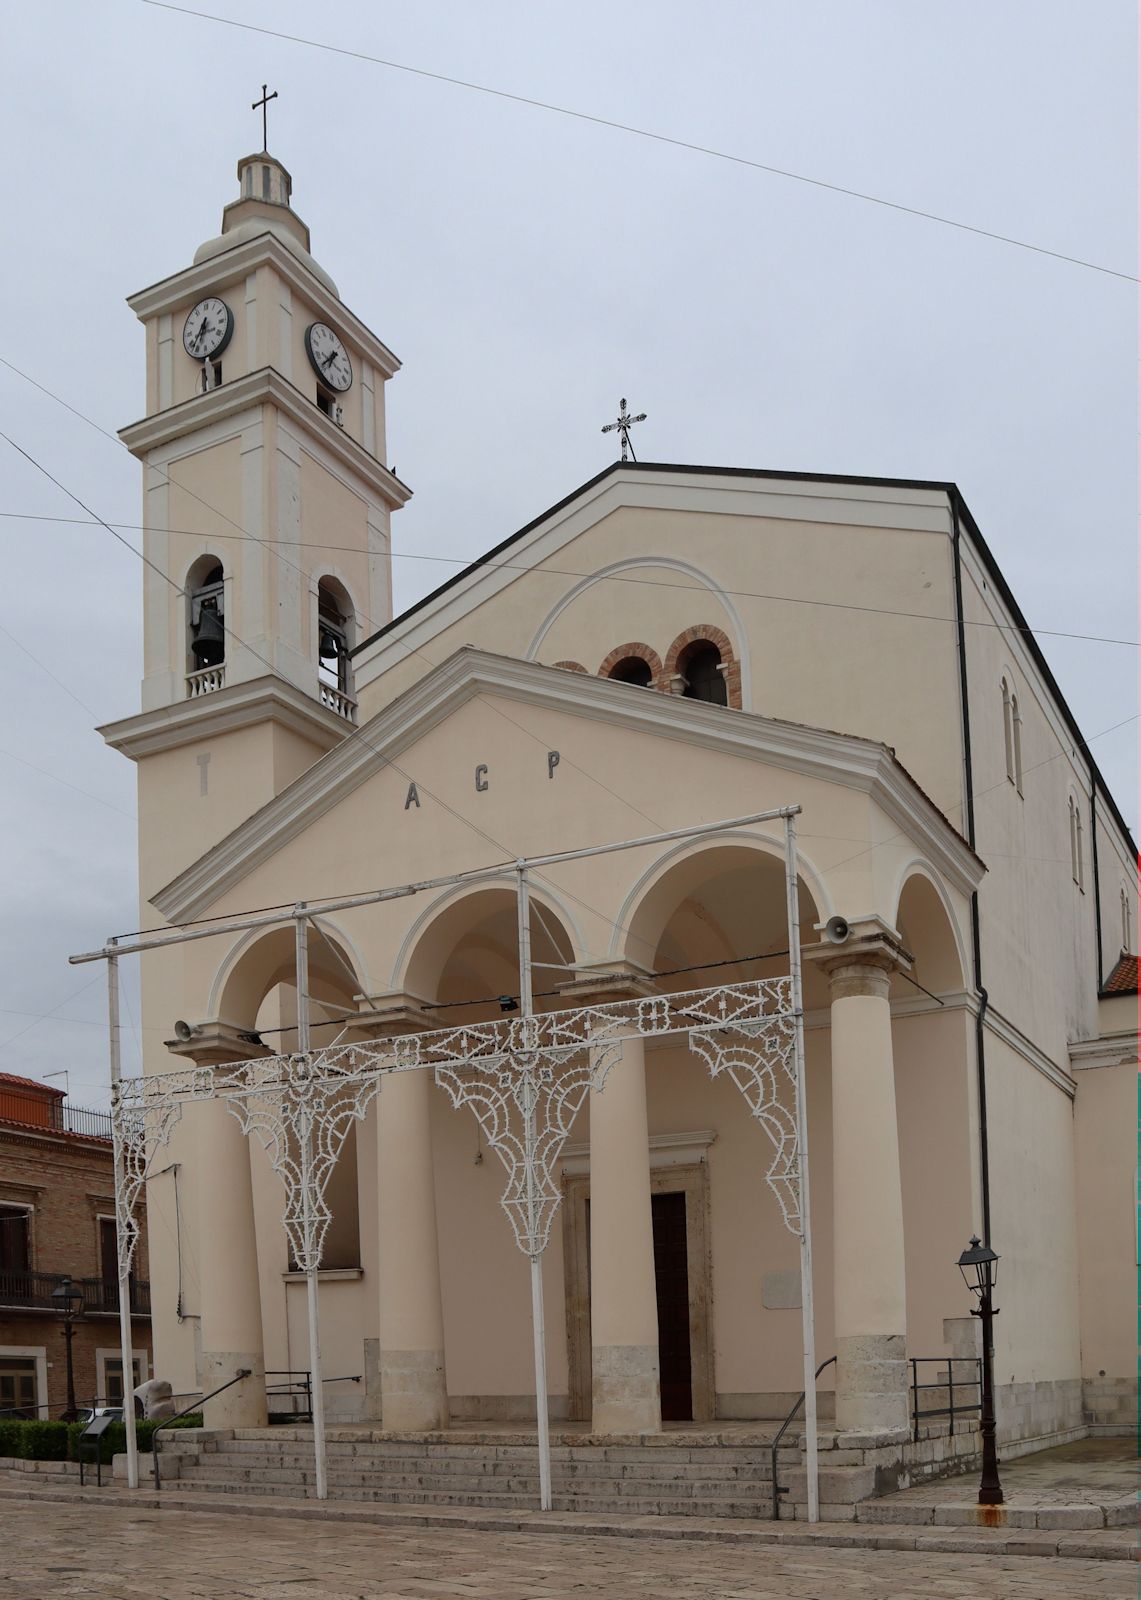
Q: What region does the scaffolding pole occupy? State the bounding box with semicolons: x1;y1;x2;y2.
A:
108;945;141;1489
295;909;329;1502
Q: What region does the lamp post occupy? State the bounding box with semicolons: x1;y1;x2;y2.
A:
52;1275;84;1422
957;1236;1003;1505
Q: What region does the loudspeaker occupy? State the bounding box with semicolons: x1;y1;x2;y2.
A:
173;1019;196;1041
824;915;850;945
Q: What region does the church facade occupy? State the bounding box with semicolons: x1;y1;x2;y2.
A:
101;150;1136;1473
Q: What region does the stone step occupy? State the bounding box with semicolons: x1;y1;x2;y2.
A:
204;1438;786;1466
188;1450;775;1483
167;1478;774;1517
229;1428;784;1449
176;1463;772;1500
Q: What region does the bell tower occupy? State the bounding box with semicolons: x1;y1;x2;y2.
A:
103;145;410;899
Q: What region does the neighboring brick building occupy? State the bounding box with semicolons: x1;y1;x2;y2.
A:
0;1073;150;1417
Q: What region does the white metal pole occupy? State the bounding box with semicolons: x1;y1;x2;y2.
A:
108;945;140;1489
295;910;328;1502
517;864;553;1512
784;816;819;1524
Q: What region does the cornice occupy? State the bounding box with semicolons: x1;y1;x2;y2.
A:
1069;1030;1138;1073
117;367;412;510
984;1004;1076;1099
127;230;401;378
151;646;985;925
99;674;351;763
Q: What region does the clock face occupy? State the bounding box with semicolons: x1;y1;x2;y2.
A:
305;322;353;393
183;298;234;361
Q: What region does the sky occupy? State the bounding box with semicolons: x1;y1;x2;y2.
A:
1;0;1136;1105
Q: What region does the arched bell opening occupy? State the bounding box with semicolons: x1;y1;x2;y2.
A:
316;576;354;700
186;556;225;675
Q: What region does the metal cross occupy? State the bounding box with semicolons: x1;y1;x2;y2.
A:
601;397;647;462
252;84;278;151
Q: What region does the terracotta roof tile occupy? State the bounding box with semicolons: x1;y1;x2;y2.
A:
0;1071;64;1096
1101;953;1139;996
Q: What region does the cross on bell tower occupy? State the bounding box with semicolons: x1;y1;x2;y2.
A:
252;83;278;151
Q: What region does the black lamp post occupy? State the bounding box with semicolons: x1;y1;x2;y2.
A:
51;1275;84;1422
957;1236;1003;1505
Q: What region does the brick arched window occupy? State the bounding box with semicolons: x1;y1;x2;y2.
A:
598;642;664;689
663;625;741;708
552;660;589;674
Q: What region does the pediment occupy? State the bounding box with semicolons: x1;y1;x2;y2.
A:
151;647;982;924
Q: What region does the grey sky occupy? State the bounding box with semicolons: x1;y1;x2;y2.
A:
1;1;1135;1105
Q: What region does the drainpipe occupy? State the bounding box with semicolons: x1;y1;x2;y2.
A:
1088;769;1104;991
950;494;992;1246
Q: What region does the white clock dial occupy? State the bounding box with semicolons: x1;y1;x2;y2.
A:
305;322;353;393
183;298;234;360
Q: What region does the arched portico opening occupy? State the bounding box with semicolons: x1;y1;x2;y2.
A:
890;868;976;1360
561;840;827;1424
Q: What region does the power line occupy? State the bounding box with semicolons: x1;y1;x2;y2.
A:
0;745;136;820
141;0;1139;287
4;507;1137;653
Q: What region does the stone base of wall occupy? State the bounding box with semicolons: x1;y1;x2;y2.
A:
995;1377;1082;1444
446;1394;572;1423
1082;1375;1137;1430
716;1391;837;1422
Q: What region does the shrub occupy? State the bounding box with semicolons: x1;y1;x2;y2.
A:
0;1414;203;1462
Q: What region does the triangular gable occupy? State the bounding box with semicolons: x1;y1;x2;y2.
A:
152;647;982;924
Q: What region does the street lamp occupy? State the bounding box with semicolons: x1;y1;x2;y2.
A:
51;1275;84;1422
957;1236;1003;1505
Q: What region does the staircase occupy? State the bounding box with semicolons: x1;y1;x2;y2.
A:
160;1427;794;1518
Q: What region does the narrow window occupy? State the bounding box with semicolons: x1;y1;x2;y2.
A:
608;656;653;687
1001;679;1014;783
1011;694;1023;795
1069;796;1082;887
103;1357;141;1408
1075;804;1084;892
188;562;225;671
0;1205;30;1275
678;641;728;706
318;581;350;696
1122;886;1132;953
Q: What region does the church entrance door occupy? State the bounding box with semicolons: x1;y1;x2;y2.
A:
564;1163;712;1425
651;1190;692;1421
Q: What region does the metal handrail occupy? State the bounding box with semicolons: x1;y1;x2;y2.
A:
152;1369;250;1489
909;1355;982;1442
265;1369;362;1422
771;1356;835;1521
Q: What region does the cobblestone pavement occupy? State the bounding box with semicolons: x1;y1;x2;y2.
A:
1;1502;1135;1600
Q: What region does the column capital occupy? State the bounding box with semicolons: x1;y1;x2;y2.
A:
163;1019;272;1065
805;931;913;1000
346;991;433;1039
555;965;657;1008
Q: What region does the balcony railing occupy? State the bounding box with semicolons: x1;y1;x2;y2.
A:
0;1090;111;1141
319;681;357;722
186;664;225;698
0;1270;150;1316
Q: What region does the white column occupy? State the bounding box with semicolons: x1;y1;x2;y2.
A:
589;1031;661;1434
195;1092;268;1428
375;1016;448;1430
820;939;910;1438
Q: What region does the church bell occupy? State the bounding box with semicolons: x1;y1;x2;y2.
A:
191;604;225;668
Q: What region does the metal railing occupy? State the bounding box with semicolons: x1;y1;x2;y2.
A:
909;1356;982;1441
153;1371;251;1489
266;1369;362;1421
0;1089;111;1139
771;1356;835;1521
0;1270;150;1315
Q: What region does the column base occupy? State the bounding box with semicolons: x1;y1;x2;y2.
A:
201;1352;268;1429
380;1347;449;1431
591;1344;661;1434
835;1332;908;1436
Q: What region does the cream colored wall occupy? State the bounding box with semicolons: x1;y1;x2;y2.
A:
356;497;963;815
893;1007;978;1353
1074;1058;1136;1382
984;1034;1081;1385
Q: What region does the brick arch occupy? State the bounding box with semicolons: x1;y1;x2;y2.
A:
663;625;742;708
597;641;665;688
552;659;589;674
